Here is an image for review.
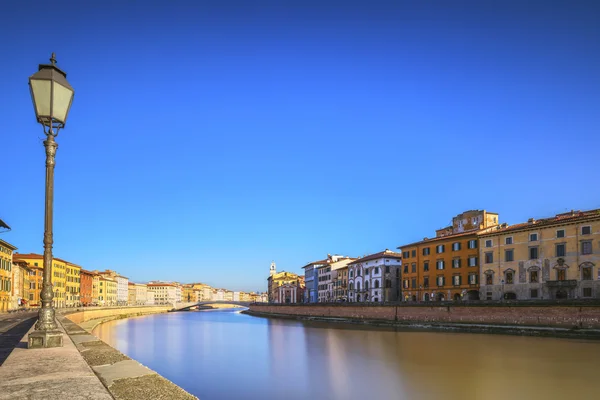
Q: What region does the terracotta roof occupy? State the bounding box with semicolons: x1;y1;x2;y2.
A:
397;228;486;249
480;209;600;237
13;253;70;264
302;259;330;269
348;250;402;265
147;283;176;287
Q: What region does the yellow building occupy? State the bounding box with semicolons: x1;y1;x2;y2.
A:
0;239;17;312
98;276;117;306
267;262;301;303
13;253;68;308
91;273;100;305
65;262;81;307
182;284;197;302
479;209;600;300
27;266;43;306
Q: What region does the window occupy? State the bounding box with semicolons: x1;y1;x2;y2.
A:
423;247;430;256
468;256;477;267
582;267;592;281
468;274;477;284
436;244;445;254
411;278;416;288
530;289;539;298
411;263;416;273
468;240;478;249
436;260;445;270
581;241;592;255
452;259;461;268
423;277;429;288
403;280;409;289
385;266;390;273
486;274;493;285
485;240;492;248
375;280;380;288
451;275;460;286
505;272;513;284
583;288;592;297
582;226;591;235
452;242;461;251
349;270;353;278
505;249;514;262
437;276;444;287
403;251;409;259
530;270;539;283
556;244;566;257
505;237;513;245
557;229;565;238
529;233;538;242
374;267;379;274
403;265;409;274
557;269;566;281
485;252;493;264
411;250;416;257
529;247;538;260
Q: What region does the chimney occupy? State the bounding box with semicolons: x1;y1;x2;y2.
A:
528;218;535;224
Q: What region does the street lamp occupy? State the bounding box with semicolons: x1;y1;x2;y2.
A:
27;53;74;349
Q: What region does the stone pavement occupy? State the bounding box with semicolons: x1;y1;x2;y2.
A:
0;318;113;400
0;311;36;366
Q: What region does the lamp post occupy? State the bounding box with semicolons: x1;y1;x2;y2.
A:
27;53;74;349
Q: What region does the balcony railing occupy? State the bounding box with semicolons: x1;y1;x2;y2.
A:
545;280;578;288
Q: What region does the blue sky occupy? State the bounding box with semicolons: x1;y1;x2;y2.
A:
2;1;599;292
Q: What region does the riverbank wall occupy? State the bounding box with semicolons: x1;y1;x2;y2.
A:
247;301;600;338
64;305;174;332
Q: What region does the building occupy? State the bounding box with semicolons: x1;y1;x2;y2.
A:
267;262;303;303
182;284;197;303
91;272;100;305
147;283;177;305
10;260;31;310
65;262;81;307
99;276;117;306
80;269;94;306
397;210;500;302
479;209;600;301
13;253;68;308
28;265;43;306
302;259;328;303
97;270;129;306
347;249;402;303
315;255;355;302
146;288;156;305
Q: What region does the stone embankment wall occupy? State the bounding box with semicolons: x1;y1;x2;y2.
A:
66;306;173;325
248;303;600;329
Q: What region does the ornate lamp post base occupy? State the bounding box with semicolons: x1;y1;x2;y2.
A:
28;330;63;349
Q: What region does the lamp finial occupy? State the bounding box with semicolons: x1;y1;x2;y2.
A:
50;53;57;66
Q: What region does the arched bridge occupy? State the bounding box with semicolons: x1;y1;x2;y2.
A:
172;301;252;311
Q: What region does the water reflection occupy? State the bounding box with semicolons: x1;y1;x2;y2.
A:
94;310;600;400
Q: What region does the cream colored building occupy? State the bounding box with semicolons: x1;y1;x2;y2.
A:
147;283;177;305
99;276;117;306
479;209;600;300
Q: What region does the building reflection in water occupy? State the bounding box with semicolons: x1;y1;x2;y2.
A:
95;311;600;400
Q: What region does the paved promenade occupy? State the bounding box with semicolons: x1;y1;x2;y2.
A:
0;307;198;400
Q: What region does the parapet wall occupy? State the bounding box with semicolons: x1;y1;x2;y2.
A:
65;306;173;325
248;303;600;329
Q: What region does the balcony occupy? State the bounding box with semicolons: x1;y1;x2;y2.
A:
545;280;578;288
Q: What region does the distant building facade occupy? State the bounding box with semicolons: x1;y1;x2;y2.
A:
348;249;402;302
479;209;600;300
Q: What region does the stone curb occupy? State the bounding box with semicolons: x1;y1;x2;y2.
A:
57;314;198;400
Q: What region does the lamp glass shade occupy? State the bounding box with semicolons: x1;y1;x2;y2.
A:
30;79;52;120
52;81;74;123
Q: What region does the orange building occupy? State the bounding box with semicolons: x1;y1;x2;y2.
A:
80;269;94;306
398;210;500;302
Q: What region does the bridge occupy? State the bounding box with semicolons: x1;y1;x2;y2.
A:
172;301;253;311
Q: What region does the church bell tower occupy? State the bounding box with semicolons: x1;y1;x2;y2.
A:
270;261;276;277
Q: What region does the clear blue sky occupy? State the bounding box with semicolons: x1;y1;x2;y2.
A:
2;1;599;292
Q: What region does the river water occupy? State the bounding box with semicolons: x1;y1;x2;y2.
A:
93;309;600;400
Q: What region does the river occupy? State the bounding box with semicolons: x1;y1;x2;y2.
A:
93;309;600;400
